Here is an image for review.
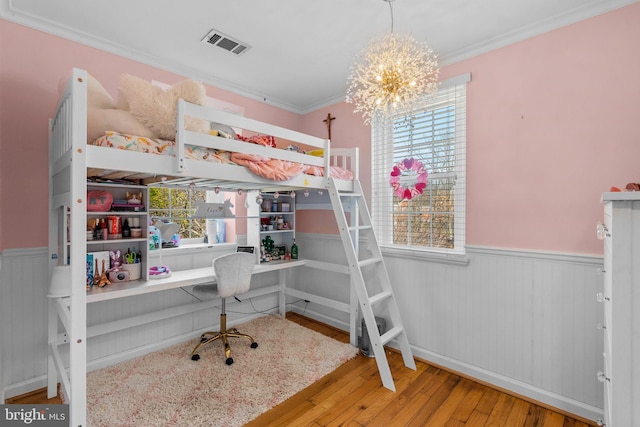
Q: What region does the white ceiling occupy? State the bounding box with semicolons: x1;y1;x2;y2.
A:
1;0;636;113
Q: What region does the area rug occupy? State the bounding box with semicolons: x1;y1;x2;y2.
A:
84;315;358;427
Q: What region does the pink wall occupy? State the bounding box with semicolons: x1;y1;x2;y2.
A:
299;3;640;255
297;103;371;234
2;3;639;255
0;20;300;250
440;3;640;254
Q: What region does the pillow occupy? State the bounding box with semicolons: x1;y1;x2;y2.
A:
87;74;116;110
117;74;210;140
86;73;158;143
87;190;113;212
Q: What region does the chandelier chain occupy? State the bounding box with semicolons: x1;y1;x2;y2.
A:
386;0;394;33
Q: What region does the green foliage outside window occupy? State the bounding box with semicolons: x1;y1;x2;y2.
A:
149;187;207;238
392;178;454;249
391;107;456;249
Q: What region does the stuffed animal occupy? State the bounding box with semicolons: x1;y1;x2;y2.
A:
86;73;158;143
126;191;143;204
116;74;210;140
109;250;122;271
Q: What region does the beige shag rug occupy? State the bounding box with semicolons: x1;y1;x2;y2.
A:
85;315;358;427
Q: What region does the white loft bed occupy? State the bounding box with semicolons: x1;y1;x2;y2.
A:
48;68;362;426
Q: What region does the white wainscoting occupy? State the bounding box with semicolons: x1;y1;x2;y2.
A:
0;248;49;400
1;238;605;422
0;245;279;399
289;234;604;422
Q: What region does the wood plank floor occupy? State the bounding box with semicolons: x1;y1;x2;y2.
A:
7;312;597;426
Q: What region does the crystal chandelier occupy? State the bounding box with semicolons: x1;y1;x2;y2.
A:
346;0;439;125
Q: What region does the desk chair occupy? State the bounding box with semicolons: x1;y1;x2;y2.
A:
190;252;258;365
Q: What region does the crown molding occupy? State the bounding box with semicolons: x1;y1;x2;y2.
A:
0;0;303;114
3;0;637;114
439;0;638;67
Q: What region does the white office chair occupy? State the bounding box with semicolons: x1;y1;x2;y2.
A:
190;252;258;365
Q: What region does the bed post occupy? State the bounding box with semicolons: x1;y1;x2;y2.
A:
351;147;360;184
48;68;89;426
176;99;186;174
324;138;331;188
68;67;89;427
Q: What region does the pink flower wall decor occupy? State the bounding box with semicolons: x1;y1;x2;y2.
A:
389;158;428;200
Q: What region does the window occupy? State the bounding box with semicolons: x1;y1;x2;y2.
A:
146;85;244;242
149;187;208;239
372;74;469;254
149;186;232;242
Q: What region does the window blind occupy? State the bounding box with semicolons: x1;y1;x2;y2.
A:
372;74;469;254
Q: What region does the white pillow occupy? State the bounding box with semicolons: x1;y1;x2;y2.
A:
86;73;158;142
117;74;209;140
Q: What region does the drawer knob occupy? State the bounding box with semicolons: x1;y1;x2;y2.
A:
596;222;610;240
597;371;610;383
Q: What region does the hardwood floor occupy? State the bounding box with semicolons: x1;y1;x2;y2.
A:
7;312;597;426
250;313;597;427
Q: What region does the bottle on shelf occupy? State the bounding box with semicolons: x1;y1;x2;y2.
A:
100;218;108;240
122;219;131;238
93;220;101;240
291;239;298;259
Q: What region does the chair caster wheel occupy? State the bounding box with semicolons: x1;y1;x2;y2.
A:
251;342;258;349
191;354;200;361
226;357;234;365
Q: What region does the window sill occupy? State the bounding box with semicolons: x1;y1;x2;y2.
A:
380;245;469;266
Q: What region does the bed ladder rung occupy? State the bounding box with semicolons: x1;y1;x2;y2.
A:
340;192;363;198
348;224;372;232
358;257;382;268
380;327;404;346
328;178;416;392
369;290;393;306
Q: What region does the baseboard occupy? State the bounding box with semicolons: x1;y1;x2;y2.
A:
409;346;602;424
288;305;349;333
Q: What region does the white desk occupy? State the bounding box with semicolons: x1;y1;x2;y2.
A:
48;259;307;406
85;259;307;303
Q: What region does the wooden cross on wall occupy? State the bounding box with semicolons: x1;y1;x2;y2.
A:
323;113;335;140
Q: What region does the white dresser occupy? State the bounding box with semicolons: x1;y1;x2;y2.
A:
598;192;640;426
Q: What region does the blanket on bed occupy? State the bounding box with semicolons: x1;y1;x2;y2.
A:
90;132;353;181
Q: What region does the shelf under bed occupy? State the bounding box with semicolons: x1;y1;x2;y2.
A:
50;72;359;192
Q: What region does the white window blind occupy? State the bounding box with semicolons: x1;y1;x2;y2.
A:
372;74;469;254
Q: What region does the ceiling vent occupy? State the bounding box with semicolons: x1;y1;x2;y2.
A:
201;29;250;56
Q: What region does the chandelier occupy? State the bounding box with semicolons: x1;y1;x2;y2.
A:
346;0;439;125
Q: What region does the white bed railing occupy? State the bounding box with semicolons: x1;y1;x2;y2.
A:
176;100;333;185
47;67;360;427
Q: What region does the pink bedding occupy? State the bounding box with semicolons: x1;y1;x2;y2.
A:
230;152;308;181
91;131;353;182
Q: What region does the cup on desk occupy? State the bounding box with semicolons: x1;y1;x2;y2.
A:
120;263;141;280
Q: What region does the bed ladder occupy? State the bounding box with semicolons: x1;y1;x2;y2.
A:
327;178;416;391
